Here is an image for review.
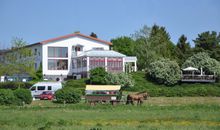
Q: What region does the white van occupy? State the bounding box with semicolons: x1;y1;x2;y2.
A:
29;82;62;98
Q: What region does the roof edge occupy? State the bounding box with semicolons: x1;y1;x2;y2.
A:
40;33;112;45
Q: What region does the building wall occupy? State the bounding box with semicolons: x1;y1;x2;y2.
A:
29;44;42;70
42;36;110;78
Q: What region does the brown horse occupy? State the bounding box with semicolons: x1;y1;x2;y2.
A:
126;91;149;105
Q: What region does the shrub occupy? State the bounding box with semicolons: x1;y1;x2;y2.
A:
13;88;32;104
0;82;33;90
64;79;86;95
147;58;181;85
55;88;81;104
104;72;135;89
89;67;107;85
0;89;17;105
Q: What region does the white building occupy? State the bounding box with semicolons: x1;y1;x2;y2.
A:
0;33;137;81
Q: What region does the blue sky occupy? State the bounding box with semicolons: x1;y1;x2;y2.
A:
0;0;220;49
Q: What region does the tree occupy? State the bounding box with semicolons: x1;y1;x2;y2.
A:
133;24;176;70
174;35;192;65
1;38;35;78
194;31;220;50
89;67;107;85
111;36;135;56
147;58;181;85
148;24;176;59
132;25;151;40
182;52;220;76
193;31;220;61
90;32;98;38
132;25;157;70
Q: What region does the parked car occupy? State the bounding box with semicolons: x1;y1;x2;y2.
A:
29;82;62;98
40;91;54;100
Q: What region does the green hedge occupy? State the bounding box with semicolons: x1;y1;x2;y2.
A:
14;88;32;104
0;89;32;105
0;82;33;90
0;89;17;105
126;71;220;97
55;87;81;104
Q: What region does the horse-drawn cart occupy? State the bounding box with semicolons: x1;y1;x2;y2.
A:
85;85;122;105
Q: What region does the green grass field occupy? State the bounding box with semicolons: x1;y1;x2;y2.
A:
0;97;220;130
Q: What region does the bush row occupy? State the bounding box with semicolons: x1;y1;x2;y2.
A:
147;86;220;97
126;84;220;97
0;88;32;105
0;82;33;90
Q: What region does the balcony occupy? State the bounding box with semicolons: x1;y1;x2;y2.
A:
72;51;83;57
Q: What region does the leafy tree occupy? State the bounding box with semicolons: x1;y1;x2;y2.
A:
147;58;181;85
133;24;176;70
132;25;151;40
104;72;135;88
111;36;135;56
134;38;158;69
182;52;220;76
1;38;35;78
90;32;98;38
193;31;220;61
174;35;192;65
89;67;107;85
132;25;157;70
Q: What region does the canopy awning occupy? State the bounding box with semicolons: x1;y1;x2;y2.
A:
182;67;199;71
85;85;121;91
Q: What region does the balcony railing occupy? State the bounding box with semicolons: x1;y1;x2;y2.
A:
181;74;216;83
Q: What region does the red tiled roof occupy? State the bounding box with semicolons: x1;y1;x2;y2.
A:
40;32;112;45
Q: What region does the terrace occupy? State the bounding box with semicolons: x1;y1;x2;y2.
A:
181;67;216;83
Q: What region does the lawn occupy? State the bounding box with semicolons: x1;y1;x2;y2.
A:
0;97;220;130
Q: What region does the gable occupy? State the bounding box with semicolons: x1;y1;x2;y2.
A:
39;33;112;45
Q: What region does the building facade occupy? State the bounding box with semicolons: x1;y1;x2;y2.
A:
0;33;137;81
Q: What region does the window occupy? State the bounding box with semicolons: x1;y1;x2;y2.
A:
37;86;45;90
72;59;77;69
48;86;52;90
77;58;82;68
92;47;104;50
48;47;68;57
82;57;87;67
48;59;68;70
31;86;36;91
107;57;123;72
89;57;105;69
34;49;37;55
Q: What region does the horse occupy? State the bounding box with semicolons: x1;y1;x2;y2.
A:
126;91;149;105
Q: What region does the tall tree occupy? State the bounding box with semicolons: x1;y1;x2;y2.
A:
1;38;35;78
148;24;175;59
193;31;220;61
174;35;192;65
133;24;176;70
132;25;156;70
111;36;135;56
